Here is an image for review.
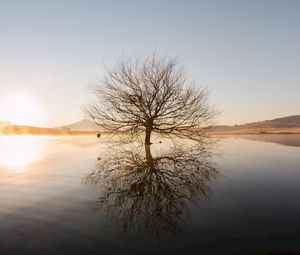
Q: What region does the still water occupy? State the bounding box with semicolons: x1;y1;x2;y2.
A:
0;135;299;254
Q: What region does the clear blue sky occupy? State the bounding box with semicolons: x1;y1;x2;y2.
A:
1;0;299;126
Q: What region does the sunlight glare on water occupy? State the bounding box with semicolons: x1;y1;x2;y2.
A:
0;135;44;172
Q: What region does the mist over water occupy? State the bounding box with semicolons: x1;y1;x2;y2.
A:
0;135;299;254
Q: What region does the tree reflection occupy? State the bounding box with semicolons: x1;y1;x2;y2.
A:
85;141;219;237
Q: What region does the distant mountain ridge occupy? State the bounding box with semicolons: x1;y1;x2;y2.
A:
213;115;300;133
1;115;299;135
57;119;102;132
60;115;300;133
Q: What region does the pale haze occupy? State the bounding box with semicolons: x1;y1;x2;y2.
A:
0;0;299;127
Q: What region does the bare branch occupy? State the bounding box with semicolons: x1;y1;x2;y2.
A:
85;55;217;144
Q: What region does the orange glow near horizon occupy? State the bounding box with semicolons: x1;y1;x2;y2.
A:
0;94;45;126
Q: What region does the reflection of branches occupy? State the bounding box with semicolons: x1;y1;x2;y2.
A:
85;142;219;237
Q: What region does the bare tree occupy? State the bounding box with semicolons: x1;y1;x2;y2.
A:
85;55;216;144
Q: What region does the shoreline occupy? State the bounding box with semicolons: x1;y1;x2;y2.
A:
211;127;300;135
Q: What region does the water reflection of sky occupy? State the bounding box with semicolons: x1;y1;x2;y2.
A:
0;135;299;254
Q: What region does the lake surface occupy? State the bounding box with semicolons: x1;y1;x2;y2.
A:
0;135;299;255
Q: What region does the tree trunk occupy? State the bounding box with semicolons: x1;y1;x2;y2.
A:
145;144;153;162
145;144;155;172
145;128;152;145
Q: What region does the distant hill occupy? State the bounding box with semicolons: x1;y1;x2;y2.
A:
57;119;102;132
1;115;299;136
0;119;102;136
61;116;300;134
213;115;300;134
1;125;97;136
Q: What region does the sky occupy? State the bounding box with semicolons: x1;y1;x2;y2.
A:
0;0;299;127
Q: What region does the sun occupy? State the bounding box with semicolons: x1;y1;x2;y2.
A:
0;94;45;126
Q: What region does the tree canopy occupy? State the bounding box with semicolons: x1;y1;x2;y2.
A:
85;55;216;144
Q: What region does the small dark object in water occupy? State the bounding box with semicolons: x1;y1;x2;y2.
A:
97;133;101;138
97;157;101;161
158;141;162;143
